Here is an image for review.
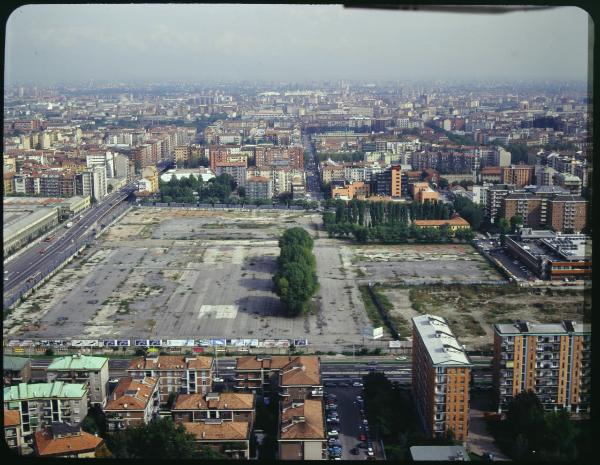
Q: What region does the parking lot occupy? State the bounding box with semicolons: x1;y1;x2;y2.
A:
324;386;383;461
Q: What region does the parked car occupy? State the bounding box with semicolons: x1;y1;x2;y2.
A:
327;430;339;437
356;395;363;402
362;419;368;425
359;433;367;442
352;381;363;387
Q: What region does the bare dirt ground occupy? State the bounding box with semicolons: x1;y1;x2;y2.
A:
5;208;371;351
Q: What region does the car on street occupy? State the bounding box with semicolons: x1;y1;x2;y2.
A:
350;448;360;455
367;447;374;457
362;419;368;425
339;382;349;387
327;430;339;438
356;395;363;402
359;433;367;442
394;356;407;361
109;378;120;383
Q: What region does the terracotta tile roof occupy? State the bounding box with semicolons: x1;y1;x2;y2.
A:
104;376;158;411
4;409;20;427
235;355;295;371
280;399;324;440
280;356;321;387
128;355;213;371
414;216;470;227
183;421;250;441
34;429;103;457
173;392;255;411
480;166;502;175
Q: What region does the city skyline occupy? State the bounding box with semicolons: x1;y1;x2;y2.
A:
5;4;590;85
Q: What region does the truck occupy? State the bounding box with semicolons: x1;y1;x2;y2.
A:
65;222;73;228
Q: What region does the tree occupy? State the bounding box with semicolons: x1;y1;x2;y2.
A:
510;214;523;233
106;417;197;459
438;178;449;189
498;218;511;236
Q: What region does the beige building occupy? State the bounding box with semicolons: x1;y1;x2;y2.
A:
104;376;160;431
278;399;326;460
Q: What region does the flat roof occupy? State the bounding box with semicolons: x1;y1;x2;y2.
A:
3;206;59;241
412;315;471;366
494;320;590;336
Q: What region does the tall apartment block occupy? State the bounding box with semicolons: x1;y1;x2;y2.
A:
493;320;591;413
412;315;471;441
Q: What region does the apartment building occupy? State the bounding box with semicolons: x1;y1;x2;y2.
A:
278;399;326;460
4;409;24;454
412;181;440;203
127;355;214;405
234;355;321;395
501;193;543;228
246;176;273;200
3;382;88;442
104;376;160;431
279;356;323;400
214;162;247;188
172;392;255;426
46;355;109;407
492;320;591;413
412;315;471;441
33;422;104;458
183;420;251;459
485;184;516;223
3;356;32;386
255;145;304;170
548;195;587;233
331;180;370;200
501;165;534;188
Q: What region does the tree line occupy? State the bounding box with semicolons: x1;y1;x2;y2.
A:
321;199;474;243
159;173;238;204
273;227;319;317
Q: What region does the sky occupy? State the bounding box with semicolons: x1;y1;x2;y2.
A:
4;4;591;85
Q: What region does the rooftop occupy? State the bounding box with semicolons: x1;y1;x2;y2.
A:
4;382;87;401
128;355;214;371
34;425;103;457
104;376;158;411
3;355;30;371
183;421;250;441
173;392;255;411
412;315;471;367
4;409;20;427
47;354;108;371
280;399;325;440
494;320;590;336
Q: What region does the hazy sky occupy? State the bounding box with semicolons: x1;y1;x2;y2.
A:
5;4;591;85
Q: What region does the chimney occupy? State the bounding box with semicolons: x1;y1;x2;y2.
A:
202;431;205;439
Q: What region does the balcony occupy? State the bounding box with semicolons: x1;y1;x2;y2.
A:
311;389;323;397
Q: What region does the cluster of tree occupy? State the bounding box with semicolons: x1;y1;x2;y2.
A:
452;195;485;230
183;154;209;169
273;228;319;317
425;121;477;146
105;417;224;459
490;391;591;461
362;372;457;460
490;141;530;164
322;199;474;244
317;151;365;163
159;173;238;203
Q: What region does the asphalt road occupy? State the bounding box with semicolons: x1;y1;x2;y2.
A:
302;134;324;201
3;184;137;306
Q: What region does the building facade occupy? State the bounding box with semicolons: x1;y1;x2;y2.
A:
492;320;591;413
412;315;471;441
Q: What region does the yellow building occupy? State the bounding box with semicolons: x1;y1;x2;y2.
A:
331;181;370;200
141;166;159;193
412;181;440;203
413;215;470;232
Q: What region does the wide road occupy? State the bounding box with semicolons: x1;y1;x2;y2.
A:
3;184;137;307
302;133;324;202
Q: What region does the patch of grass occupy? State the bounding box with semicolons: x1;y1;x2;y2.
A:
358;285;384;327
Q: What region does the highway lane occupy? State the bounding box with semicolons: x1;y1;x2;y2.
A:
3;185;137;305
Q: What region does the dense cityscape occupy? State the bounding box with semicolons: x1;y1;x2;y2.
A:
2;4;592;463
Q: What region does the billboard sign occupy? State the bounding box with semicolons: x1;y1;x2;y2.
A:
388;340;402;348
372;327;384;339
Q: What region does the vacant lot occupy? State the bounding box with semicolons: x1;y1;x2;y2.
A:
4;208;372;351
350;243;504;285
378;284;588;350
